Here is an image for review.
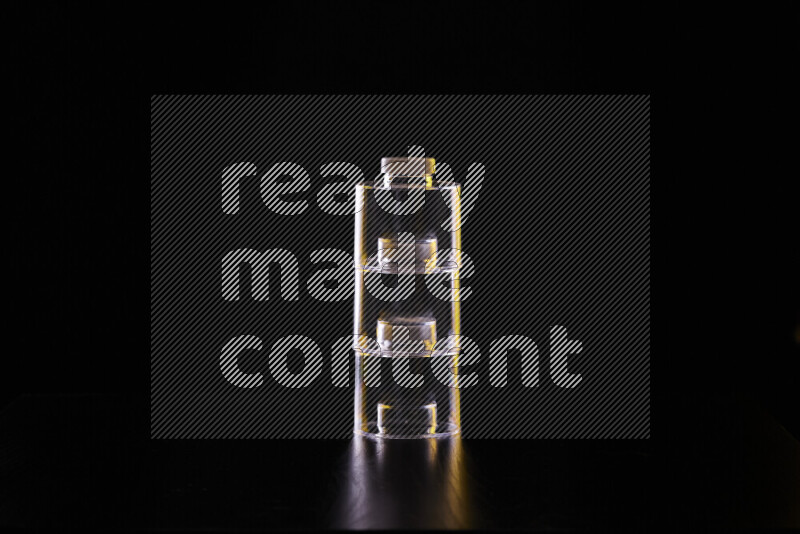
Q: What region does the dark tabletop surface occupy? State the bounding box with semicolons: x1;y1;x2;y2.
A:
1;394;797;531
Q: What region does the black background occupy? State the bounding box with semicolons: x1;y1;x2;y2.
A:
5;2;799;531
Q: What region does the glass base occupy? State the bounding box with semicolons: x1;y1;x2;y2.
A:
354;422;460;440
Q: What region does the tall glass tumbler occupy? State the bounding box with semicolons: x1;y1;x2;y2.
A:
353;156;463;438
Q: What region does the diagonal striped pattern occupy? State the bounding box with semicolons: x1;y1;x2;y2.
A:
221;248;300;301
307;248;353;302
151;95;650;439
